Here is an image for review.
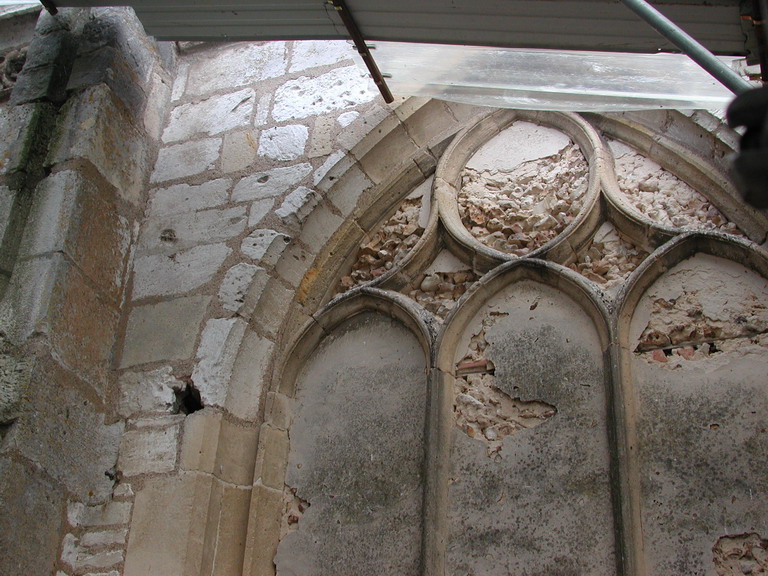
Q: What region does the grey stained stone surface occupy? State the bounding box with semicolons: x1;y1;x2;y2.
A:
120;295;211;368
446;281;615;576
275;312;427;576
150;138;221;184
0;104;42;175
0;458;65;576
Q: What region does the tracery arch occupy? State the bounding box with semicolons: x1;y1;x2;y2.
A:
232;103;767;576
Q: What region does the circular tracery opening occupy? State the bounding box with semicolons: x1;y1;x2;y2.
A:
458;121;590;257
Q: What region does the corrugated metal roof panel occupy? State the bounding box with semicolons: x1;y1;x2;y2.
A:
54;0;748;55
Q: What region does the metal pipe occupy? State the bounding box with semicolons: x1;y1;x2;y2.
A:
327;0;394;103
619;0;753;95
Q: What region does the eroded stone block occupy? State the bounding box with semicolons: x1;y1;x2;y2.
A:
221;130;258;174
272;66;375;122
241;229;290;267
191;317;247;408
147;179;230;218
162;88;255;143
131;242;231;300
118;424;179;477
288;40;353;73
0;103;41;175
118;366;185;418
120;295;211;368
231;163;311;202
275;186;319;230
257;124;308;161
150;138;221;184
218;263;262;313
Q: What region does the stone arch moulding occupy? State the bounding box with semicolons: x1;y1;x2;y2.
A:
431;259;622;576
243;288;437;576
616;232;768;576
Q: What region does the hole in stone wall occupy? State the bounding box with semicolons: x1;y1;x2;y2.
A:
455;318;556;461
281;486;311;540
160;228;177;243
172;380;203;414
713;533;768;575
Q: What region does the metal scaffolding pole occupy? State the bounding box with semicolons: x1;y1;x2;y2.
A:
619;0;754;94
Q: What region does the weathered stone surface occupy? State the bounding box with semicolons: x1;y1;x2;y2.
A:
313;150;344;185
272;66;375;122
231;163;312;202
131;242;231;300
250;278;293;338
289;40;352;73
150;138;221;184
123;473;212;576
180;408;222;473
147;179;230;218
47;84;150;206
49;263;121;389
191;317;247;407
275;186;319;229
185;42;286;97
10;382;124;503
0;253;61;342
77;501;133;527
80;529;128;548
162;88;255;143
275;313;427;576
0;186;15;247
120;295;211;368
225;330;273;422
248;198;274;227
20;170;131;302
337;110;359;127
118;366;185;418
0;458;64;576
309;115;334;158
241;229;290;267
137;206;246;256
218;263;262;312
0;103;41;175
257;124;308;161
144;71;171;141
118;424;179;477
0;332;33;423
221;130;258;173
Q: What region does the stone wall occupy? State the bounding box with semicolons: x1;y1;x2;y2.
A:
0;7;171;575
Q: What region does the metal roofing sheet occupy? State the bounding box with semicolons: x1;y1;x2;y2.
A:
54;0;748;55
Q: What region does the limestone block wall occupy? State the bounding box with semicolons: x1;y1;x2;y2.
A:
0;8;172;575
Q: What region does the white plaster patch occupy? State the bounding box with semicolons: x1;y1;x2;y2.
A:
148;179;231;218
248;198;274;227
337;111;359;127
241;229;290;267
255;93;272;127
162;88;255;143
232;163;312;202
185;42;286;97
132;243;231;300
272;66;375;122
171;60;188;101
289;40;354;73
258;125;309;161
192;318;247;407
150;139;221;184
118;366;185;418
276;186;319;229
466;121;572;172
218;263;262;312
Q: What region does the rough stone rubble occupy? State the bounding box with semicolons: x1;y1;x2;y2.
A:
459;143;589;256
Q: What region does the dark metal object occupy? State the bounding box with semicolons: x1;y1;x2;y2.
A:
327;0;394;103
619;0;753;94
39;0;58;15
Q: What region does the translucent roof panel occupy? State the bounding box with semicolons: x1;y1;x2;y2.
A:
367;42;752;112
